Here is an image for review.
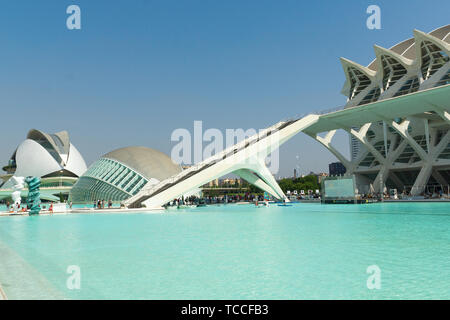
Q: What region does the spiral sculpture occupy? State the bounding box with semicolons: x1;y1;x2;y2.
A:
25;176;41;215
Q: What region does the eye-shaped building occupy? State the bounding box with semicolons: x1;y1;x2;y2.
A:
69;146;182;203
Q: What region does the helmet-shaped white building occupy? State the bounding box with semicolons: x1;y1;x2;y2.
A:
0;129;87;200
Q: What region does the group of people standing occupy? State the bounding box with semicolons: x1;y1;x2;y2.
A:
5;201;55;214
94;199;113;209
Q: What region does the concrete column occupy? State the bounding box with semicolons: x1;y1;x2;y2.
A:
373;165;389;193
431;168;448;186
246;159;288;201
411;163;433;196
234;169;283;200
409;128;450;196
383;121;388;157
348;124;386;165
389;119;428;161
424;119;430;154
309;130;352;170
389;171;405;191
371;137;408;193
431;131;450;159
347;149;370;175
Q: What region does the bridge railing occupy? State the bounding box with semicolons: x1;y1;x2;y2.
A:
283;105;346;123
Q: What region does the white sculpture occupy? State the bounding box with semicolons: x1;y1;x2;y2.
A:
10;176;25;213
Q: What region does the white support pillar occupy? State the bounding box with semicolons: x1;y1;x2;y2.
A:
347;123;395;193
348;123;386;165
372;137;409;193
383;121;389;157
431;168;448;187
347;149;370;175
234;168;283;200
124;114;319;208
373;165;389;193
309;130;352;170
424;119;430;154
438;110;450;124
411;163;433;196
431;131;450;159
409;130;450;196
388;119;428;161
389;171;405;191
430;105;450;129
245;159;288;201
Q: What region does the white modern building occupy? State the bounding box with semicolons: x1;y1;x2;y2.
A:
124;25;449;208
70;146;183;203
336;25;450;195
0;129;88;201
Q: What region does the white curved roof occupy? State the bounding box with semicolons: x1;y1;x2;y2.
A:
65;144;88;177
14;139;63;178
367;25;450;70
429;24;450;42
342;25;450;103
2;129;87;188
102;146;181;181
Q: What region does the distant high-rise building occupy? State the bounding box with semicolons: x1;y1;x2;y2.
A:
294;168;297;179
329;162;347;176
207;178;219;187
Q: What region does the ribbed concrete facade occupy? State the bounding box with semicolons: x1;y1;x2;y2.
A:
338;25;450;195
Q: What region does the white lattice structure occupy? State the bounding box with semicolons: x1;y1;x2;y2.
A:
309;25;450;196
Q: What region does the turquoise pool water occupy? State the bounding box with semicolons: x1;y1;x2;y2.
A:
0;202;449;299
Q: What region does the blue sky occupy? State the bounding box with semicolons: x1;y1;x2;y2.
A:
0;0;449;177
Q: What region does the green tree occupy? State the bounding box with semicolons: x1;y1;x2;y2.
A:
278;175;320;193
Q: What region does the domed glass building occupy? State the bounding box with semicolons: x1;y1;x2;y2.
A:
70;146;182;203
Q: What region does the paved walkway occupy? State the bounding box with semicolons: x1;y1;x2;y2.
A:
0;240;65;300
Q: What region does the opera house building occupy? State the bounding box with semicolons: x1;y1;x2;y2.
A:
0;129;87;201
